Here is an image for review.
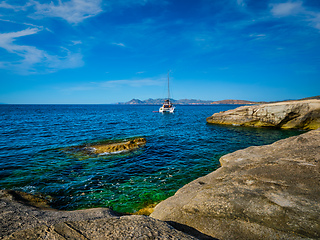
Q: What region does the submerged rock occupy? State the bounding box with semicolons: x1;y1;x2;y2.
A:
0;190;199;240
90;137;146;154
206;99;320;130
151;129;320;239
62;137;146;158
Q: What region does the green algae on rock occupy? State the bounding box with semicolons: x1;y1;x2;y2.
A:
61;137;146;159
206;99;320;130
1;190;52;210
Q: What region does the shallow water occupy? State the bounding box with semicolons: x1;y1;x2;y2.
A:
0;104;303;213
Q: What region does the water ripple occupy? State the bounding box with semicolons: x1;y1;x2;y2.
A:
0;104;303;213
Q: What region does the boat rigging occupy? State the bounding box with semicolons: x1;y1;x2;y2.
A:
159;72;175;113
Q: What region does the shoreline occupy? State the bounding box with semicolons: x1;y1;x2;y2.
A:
1;128;319;239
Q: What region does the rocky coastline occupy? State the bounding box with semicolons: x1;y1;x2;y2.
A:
151;128;320;239
0;190;204;239
206;99;320;130
1;101;320;239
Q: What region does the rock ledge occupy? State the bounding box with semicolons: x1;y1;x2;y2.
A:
151;128;320;239
0;190;199;239
206;99;320;130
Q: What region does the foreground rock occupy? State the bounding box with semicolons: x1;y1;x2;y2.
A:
206;99;320;130
151;129;320;239
0;190;200;239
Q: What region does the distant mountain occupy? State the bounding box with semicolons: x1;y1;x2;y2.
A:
126;99;144;104
118;98;259;105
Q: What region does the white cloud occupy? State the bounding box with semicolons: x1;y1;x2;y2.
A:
249;33;266;37
313;14;320;30
309;12;320;30
270;1;320;30
0;0;102;24
32;0;103;24
71;40;82;45
270;1;303;17
249;33;267;40
0;28;84;74
1;0;165;25
0;27;40;51
0;17;44;29
112;42;126;47
0;1;31;11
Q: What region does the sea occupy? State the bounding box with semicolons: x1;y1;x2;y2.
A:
0;104;303;213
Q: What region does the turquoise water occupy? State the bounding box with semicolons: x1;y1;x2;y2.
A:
0;105;303;213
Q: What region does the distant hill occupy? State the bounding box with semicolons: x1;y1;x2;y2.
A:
126;99;144;104
118;98;258;105
210;99;257;105
300;95;320;100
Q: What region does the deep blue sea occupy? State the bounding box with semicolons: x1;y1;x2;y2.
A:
0;104;303;213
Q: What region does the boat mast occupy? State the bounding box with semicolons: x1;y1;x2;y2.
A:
167;71;170;102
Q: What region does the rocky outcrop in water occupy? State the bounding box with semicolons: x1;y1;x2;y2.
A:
206;99;320;130
88;137;146;154
151;128;320;239
0;190;200;240
62;137;146;159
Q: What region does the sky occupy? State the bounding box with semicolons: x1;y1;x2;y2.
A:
0;0;319;104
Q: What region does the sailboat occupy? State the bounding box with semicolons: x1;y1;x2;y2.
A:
159;72;175;113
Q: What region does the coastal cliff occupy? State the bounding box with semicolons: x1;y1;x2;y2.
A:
151;128;320;239
206;99;320;130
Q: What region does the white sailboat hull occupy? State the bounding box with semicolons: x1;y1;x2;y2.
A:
159;71;175;113
159;106;175;113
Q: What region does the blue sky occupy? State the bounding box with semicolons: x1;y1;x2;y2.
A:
0;0;319;103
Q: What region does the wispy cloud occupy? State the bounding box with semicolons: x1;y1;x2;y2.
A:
236;0;245;7
0;1;31;11
32;0;103;24
0;17;44;29
311;13;320;30
1;0;166;24
0;27;40;51
270;1;320;30
104;0;169;9
249;34;266;37
61;77;166;93
0;28;84;74
101;78;165;88
112;42;126;47
249;33;267;40
71;40;82;45
0;0;103;24
270;1;303;17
